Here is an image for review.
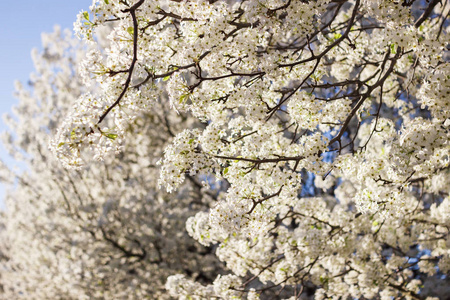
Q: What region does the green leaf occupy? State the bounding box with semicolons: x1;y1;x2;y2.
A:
58;142;65;148
127;27;134;36
179;94;188;104
223;167;229;175
188;138;195;144
105;133;118;140
390;43;397;54
320;276;329;284
104;0;109;4
333;33;342;40
372;220;379;226
163;75;171;81
83;11;89;21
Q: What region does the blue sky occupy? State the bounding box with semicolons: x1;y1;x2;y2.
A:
0;0;92;208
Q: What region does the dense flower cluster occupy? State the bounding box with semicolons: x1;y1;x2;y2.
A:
0;27;222;299
2;0;450;299
52;0;450;298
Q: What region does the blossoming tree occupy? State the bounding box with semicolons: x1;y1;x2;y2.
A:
0;27;225;299
2;0;449;299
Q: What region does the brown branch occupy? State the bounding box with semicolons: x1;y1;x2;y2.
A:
132;51;211;88
98;0;145;124
214;154;304;164
329;49;401;146
415;0;441;28
157;9;198;21
265;0;356;119
278;0;359;69
100;227;147;261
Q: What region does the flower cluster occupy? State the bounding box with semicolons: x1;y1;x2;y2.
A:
42;0;450;298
